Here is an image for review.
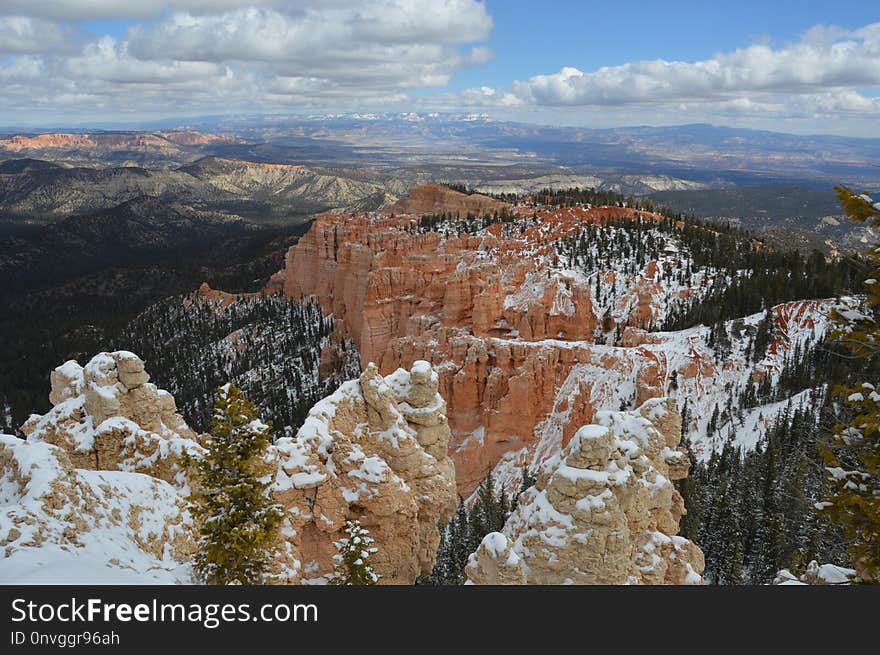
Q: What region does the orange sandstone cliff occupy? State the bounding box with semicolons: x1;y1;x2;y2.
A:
275;185;833;495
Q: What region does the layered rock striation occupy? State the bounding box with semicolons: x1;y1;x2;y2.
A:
385;182;507;217
276;187;837;496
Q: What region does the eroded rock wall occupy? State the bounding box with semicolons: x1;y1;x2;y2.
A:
10;351;456;585
465;398;704;585
270;361;457;584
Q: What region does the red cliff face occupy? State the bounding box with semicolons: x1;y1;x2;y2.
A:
385;183;508;217
278;186;684;493
1;133;97;151
0;131;237;154
158;131;238;146
276;185;831;494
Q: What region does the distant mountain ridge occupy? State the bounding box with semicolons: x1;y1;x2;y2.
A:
0;156;401;224
4;120;878;188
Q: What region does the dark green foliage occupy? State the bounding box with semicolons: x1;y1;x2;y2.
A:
0;226;303;434
443;183;474;195
817;187;880;583
116;294;359;435
420;471;526;585
411;206;514;237
329;520;379;585
188;384;284;585
688;398;851;584
554;212;863;334
685;327;880;583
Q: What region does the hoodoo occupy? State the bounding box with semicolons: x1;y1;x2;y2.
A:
276;186;836;497
3;352;456;585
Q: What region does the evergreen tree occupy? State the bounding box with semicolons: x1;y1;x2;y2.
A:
329;520;380;586
188;383;283;585
675;435;701;541
511;466;536;514
423;472;520;585
818;187;880;583
449;501;470;583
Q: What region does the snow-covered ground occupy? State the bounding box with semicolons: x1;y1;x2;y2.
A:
487;297;835;493
0;434;194;584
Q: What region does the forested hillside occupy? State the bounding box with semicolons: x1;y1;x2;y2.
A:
116;292;360;435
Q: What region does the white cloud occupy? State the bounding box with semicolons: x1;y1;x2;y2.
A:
1;6;878;135
123;3;492;90
0;1;290;21
505;22;880;107
787;91;880;116
430;22;880;135
0;17;79;54
0;1;493;119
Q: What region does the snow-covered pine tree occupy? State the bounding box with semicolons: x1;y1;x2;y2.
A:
188;383;283;585
329;520;380;585
819;187;880;583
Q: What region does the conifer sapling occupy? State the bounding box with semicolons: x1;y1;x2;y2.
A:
188;383;283;585
329;520;380;585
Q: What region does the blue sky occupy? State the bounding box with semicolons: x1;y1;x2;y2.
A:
1;1;878;135
454;0;877;90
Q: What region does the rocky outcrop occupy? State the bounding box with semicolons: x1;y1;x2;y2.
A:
773;561;856;585
385;183;507;217
280;209;603;367
11;351;456;585
276;188;836;496
0;436;196;583
270;360;457;584
466;398;704;585
0;133;99;151
22;351;203;485
0;131;238;159
158;131;238;146
3;352;202;582
276;197;693;493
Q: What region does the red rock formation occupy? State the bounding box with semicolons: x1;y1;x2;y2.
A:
0;131;236;154
276;185;835;495
158;131;238;146
18;352;456;585
1;133;97;151
385;182;507;217
189;281;265;310
466;399;704;585
278;187;685;493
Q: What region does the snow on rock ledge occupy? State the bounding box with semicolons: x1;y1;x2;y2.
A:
22;351;204;488
774;561;856;585
466;398;704;585
1;351;204;583
5;352;457;584
0;435;195;583
271;361;457;584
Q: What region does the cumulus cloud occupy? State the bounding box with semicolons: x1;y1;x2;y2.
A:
0;16;80;55
1;5;879;134
124;2;492;89
506;22;880;107
430;21;880;134
0;1;493;119
0;1;291;21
